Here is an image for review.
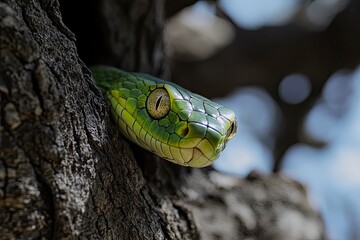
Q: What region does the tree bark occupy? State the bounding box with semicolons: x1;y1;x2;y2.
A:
0;0;324;239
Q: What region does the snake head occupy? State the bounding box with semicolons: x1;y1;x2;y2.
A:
93;66;237;168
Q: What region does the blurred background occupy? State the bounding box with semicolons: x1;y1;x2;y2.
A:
165;0;360;239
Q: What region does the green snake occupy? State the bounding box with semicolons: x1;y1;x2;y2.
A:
92;66;237;167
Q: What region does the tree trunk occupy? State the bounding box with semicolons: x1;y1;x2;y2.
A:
0;0;324;239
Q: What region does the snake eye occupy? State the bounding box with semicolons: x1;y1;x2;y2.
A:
226;121;237;141
147;88;170;119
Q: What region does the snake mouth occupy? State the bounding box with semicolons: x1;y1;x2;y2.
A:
193;147;204;160
186;147;212;167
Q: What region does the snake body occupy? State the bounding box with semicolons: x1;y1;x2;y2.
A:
92;66;237;167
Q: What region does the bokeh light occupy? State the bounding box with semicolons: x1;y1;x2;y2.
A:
219;0;300;29
279;74;312;104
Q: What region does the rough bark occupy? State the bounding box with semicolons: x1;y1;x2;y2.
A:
0;0;324;239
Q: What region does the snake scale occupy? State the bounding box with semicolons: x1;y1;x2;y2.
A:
92;66;237;167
